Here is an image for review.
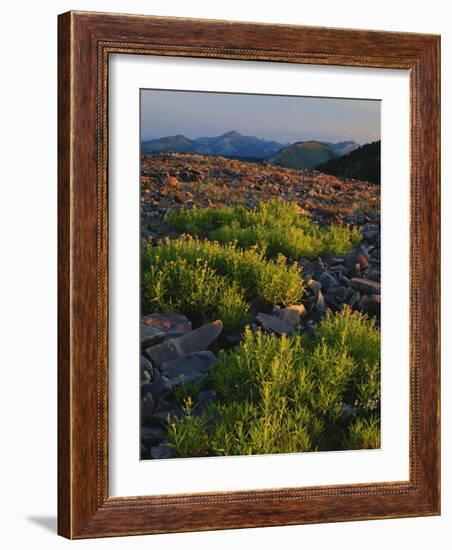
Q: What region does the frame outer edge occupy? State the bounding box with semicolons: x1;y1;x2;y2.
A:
57;11;73;539
57;10;441;538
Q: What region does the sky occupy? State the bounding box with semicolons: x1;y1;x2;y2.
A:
140;89;380;145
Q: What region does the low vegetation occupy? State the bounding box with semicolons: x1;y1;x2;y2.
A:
141;236;304;331
166;199;362;259
165;307;381;456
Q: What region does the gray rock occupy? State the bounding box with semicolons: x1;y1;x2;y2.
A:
315;290;326;314
280;304;307;327
141;368;151;386
141;324;166;349
170;372;208;387
363;227;380;242
325;256;345;266
340;405;357;423
256;312;294;336
147;320;223;367
359;294;381;316
140;355;153;384
141;312;192;339
306;278;322;295
160;351;217;381
141;425;166;443
329;265;346;273
319;272;337;292
347;290;361;308
150;444;175;460
350;278;381;294
148;376;172;402
155;398;176;414
344;246;371;271
365;270;380;282
310;258;326;275
327;285;348;303
224;332;243;346
338;272;352;287
141;392;156;420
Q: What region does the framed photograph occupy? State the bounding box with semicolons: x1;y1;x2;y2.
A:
58;11;440;538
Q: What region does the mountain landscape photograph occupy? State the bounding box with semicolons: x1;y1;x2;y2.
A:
139;89;381;460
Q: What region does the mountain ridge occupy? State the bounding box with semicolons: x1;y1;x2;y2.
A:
267;140;339;170
141;131;284;159
142;131;360;163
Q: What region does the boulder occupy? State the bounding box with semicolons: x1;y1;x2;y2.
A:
350;278;381;294
154;398;176;415
315;290;326;314
305;278;321;295
319;272;337;292
256;312;294;336
327;285;348;304
146;376;171;402
141;312;192;339
344;246;371;271
141;392;156;420
146;320;223;367
280;304;307;327
141;425;166;443
140;324;166;349
160;351;217;385
140;355;153;381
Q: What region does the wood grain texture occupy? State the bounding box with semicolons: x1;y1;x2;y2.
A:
57;10;440;539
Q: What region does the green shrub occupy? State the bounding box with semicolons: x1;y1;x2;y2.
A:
166;200;362;259
314;306;381;407
142;256;249;332
343;415;381;450
166;308;381;457
142;236;304;315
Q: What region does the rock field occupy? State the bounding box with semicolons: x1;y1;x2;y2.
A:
139;152;381;459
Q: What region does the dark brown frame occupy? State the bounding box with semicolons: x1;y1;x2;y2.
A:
58;10;440;539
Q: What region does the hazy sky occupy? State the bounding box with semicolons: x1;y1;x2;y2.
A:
140;89;380;145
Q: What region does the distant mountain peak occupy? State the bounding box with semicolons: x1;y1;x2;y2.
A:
268;141;338;170
141;131;284;159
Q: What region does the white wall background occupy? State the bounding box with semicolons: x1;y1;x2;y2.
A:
0;1;449;548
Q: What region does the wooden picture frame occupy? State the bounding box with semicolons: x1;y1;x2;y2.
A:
58;10;440;539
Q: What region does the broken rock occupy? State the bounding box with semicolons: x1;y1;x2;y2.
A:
141;312;192;339
280;304;307;327
350;278;381;294
160;351;217;384
140;324;166;349
147;320;223;367
256;312;294;336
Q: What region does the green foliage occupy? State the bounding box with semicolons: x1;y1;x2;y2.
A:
314;306;381;407
142;255;249;332
166;308;381;457
141;236;304;330
166;200;361;259
343;415;381;450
